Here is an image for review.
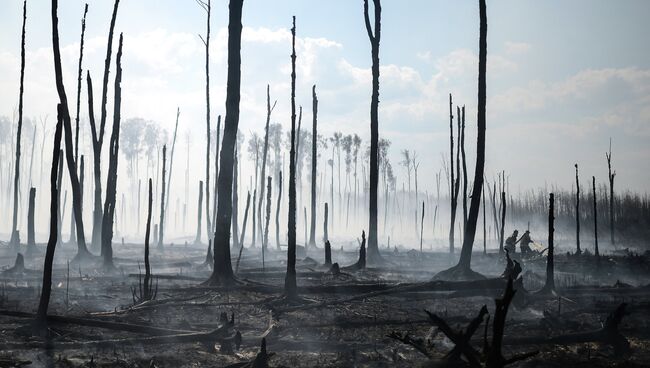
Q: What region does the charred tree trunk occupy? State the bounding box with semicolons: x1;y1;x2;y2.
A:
251;189;257;247
144;179;153;299
74;4;88;163
10;0;27;249
308;85;318;248
258;85;274;245
499;191;506;253
90;0;121;250
542;192;556;293
460;105;467;233
199;0;213;243
456;0;487;270
51;0;91;260
263;176;272;250
238;190;251;247
206;0;243;286
27;187;36;254
232;145;240;248
606;141;615;247
284;16;298;299
324;240;332;266
448;95;459;254
195;181;203;244
100;33;124;270
364;0;382;263
592;176;599;258
158;145;167;248
34;72;63;332
482;181;487;254
164;108;180;227
324;202;329;243
212;115;221;234
275;170;283;249
575;164;581;255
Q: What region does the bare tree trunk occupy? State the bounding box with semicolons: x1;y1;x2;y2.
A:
275;170;282;249
420;201;424;252
364;0;382;263
27;187;36;254
308;85;318;247
448;94;458;254
158;145;166;248
205;0;243;286
251;189;256;247
456;0;487;270
324;202;329;243
542;192;555;292
285;16;298;298
258;85;274;245
263;176;272;250
232;145;240;248
144;179;153;299
100;33;124;270
482;180;486;254
606;141;615;247
164;108;180;227
592;176;599;258
90;0;121;251
195;181;203;244
460;106;467;232
10;0;27;249
198;0;213;243
575;164;581;254
499;191;506;253
212;115;221;234
34;87;63;333
238;190;251;246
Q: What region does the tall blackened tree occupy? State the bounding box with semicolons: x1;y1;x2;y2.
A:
456;0;487;270
34;100;63;333
308;85;318;248
158;145;167;248
258;85;275;243
10;0;27;249
575;164;581;254
592;176;599;258
606;140;615;247
51;0;91;260
27;187;36;254
89;0;121;250
101;33;124;270
364;0;382;263
275;170;283;248
285;15;298;298
206;0;243;286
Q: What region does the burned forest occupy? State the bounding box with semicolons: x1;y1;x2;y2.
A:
1;0;650;367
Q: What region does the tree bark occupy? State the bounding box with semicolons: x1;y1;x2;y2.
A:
285;15;298;299
263;176;272;250
499;191;506;253
27;187;36;254
206;0;243;286
606;141;615;247
90;0;121;250
10;0;27;250
275;170;283;249
232;145;240;248
201;0;213;243
575;164;581;254
324;202;329;243
543;193;555;292
592;176;599;258
144;179;153;299
258;85;273;245
309;85;318;248
34;73;63;331
100;33;124;270
364;0;382;263
158;145;166;248
212;115;221;234
456;0;487;269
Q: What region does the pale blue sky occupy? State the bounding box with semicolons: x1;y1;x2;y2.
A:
1;0;649;196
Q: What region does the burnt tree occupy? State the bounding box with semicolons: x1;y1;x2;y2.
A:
33;74;63;333
263;176;272;250
232;145;240;248
89;0;120;250
205;0;243;286
308;85;318;248
448;95;461;254
575;164;581;254
195;181;204;244
238;190;251;247
538;193;556;294
364;0;382;263
606;140;615;247
158;145;167;248
27;187;36;254
499;191;506;253
324;202;329;242
275;170;283;249
10;0;27;249
258;85;275;243
285;15;298;299
100;33;124;271
592;176;599;258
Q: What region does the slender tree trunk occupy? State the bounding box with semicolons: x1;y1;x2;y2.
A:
284;16;298;299
34;86;63;332
251;189;257;246
324;202;329;242
575;164;581;254
258;85;273;245
308;85;318;248
543;192;555;292
100;33;124;270
364;0;382;262
448;94;457;254
263;176;272;249
232;145;240;248
195;181;203;244
499;191;506;253
90;0;121;250
27;187;36;254
606;142;615;247
144;179;153;298
164;108;180;226
74;4;88;164
460;106;468;232
201;0;213;243
592;176;599;258
456;0;487;270
238;190;251;246
158;145;166;248
10;0;27;249
275;170;283;248
482;180;486;254
206;0;243;286
212;115;221;234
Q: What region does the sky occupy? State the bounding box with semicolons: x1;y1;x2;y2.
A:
1;0;649;200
